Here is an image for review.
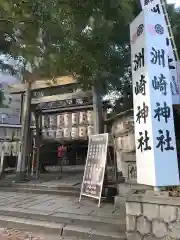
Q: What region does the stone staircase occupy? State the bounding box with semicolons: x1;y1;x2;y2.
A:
9;182;81;197
0;186;126;240
0;202;126;240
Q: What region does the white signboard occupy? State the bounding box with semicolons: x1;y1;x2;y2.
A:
130;8;179;186
140;0;180;104
79;133;108;207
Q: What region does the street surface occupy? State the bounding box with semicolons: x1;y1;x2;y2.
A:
0;228;82;239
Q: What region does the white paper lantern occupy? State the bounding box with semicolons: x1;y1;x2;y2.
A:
3;142;11;156
71;127;78;139
57;115;64;128
48;129;56;138
42;116;45;128
79;112;87;125
87;126;94;137
32;128;36;136
12;129;16;140
0;128;5;139
42;129;47;137
31;113;36;126
5;128;13;140
64;128;71;138
11;142;18;156
87;111;93;125
49;115;57;128
17;141;21;154
64;113;71;127
44;115;49;128
79;126;87;138
72;112;79;126
56;129;63;139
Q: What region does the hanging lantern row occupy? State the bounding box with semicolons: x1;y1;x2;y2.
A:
39;110;94;128
41;125;94;140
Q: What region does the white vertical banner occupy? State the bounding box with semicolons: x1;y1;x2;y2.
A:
140;0;180;104
130;8;179;186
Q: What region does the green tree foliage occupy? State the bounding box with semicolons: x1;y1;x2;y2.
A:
168;5;180;56
0;0;180;112
0;0;136;83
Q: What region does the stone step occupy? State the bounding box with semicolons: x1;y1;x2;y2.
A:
0;215;64;235
62;224;126;240
12;182;80;192
0;208;125;231
0;215;126;240
0;186;80;197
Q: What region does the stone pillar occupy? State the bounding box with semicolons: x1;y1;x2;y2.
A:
92;84;103;134
34;110;42;180
15;82;31;182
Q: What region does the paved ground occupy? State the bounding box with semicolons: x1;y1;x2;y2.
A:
0;190;121;240
0;166;121;239
0;191;119;219
0;228;46;240
0;228;81;239
1;165;115;189
0;166;84;188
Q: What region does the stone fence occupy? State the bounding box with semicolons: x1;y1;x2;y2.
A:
126;191;180;239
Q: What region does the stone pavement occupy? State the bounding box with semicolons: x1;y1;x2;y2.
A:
0;166;84;188
0;190;125;239
0;167;124;239
0;191;120;219
0;228;85;240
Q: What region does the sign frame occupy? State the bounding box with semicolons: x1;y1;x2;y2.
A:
79;133;108;207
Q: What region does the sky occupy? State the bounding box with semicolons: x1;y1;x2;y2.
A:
167;0;180;8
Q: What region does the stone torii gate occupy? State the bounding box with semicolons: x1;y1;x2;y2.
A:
10;75;104;182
